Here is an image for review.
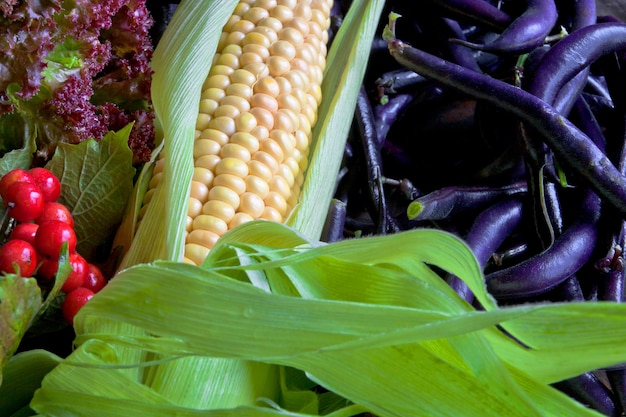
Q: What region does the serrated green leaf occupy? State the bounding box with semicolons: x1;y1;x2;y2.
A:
45;124;136;261
0;276;42;377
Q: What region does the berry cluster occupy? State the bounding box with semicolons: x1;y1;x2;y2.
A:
0;168;107;325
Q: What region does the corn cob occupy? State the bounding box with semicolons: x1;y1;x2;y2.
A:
140;0;333;265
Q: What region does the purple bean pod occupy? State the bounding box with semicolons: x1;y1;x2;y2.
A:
407;181;527;221
385;34;626;217
449;0;558;54
445;195;525;303
526;23;626;108
485;188;601;299
320;198;347;243
373;93;414;147
440;17;484;72
354;86;399;234
552;372;618;416
426;0;513;32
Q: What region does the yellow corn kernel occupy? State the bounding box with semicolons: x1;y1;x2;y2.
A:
286;16;311;36
261;206;283;222
235;111;258;132
247;159;274;183
229;212;255;229
252;25;280;44
249;106;275;129
267;55;290;76
221;95;252;113
243;6;270;24
270;129;296;156
231;68;257;85
196;154;221;172
244;62;270;79
239;191;266;218
251;125;270;140
188;197;203;218
270;5;294;22
192;214;229;236
209;64;235;77
260;137;284;163
201;87;226;101
190;181;210;202
187;229;221;248
221;142;252;162
184;243;212;265
217;52;241;68
269;40;296;60
204;74;231;90
203;199;236;222
273;108;298;132
230;132;260;153
276;163;295;188
216;157;249;177
213;173;247;195
269;174;291;200
209;185;241;209
245;175;270;198
279;25;305;45
231;19;255;34
252;150;279;173
253;76;280;97
264;190;288;216
213;104;241;120
258;16;283;34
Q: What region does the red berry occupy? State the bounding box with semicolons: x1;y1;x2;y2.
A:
9;223;39;246
61;253;88;293
3;182;45;222
62;287;94;325
34;220;77;258
0;169;34;201
28;168;61;202
83;263;107;293
36;202;74;227
36;257;58;281
0;239;38;277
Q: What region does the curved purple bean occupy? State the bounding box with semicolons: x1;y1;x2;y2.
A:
355;86;399;234
450;0;558;54
552;372;618;416
484;186;601;299
607;370;626;416
407;181;527;221
425;0;513;32
485;220;598;299
385;32;626;217
373;93;413;146
445;196;524;303
526;23;626;108
439;17;484;72
320;198;347;243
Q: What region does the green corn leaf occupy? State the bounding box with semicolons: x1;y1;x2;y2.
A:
33;224;625;417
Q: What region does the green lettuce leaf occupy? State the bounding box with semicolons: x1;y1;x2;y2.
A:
0;276;42;379
45;124;136;261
